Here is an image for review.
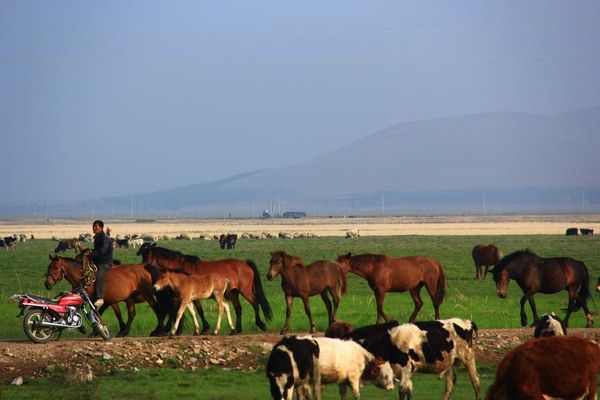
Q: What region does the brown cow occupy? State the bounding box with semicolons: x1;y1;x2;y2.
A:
486;335;600;400
472;244;503;280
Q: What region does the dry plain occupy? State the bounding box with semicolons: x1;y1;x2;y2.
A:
1;214;599;239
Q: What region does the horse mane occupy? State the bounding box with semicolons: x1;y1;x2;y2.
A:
494;249;540;273
272;250;304;268
151;246;202;263
351;253;388;264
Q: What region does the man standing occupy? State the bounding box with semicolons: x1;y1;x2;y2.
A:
90;220;113;307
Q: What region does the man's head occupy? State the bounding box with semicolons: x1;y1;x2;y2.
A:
92;220;104;234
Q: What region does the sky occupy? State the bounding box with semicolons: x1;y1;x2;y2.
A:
1;1;599;204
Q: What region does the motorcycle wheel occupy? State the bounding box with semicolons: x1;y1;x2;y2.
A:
23;309;56;343
91;310;111;340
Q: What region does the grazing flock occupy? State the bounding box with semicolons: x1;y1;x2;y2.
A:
30;232;599;399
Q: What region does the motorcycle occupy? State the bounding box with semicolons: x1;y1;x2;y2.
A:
11;286;111;343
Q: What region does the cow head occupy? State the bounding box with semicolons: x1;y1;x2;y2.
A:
361;357;395;391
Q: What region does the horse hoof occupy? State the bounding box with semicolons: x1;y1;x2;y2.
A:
257;322;268;331
229;329;237;336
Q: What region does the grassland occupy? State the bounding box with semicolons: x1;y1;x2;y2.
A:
0;233;599;399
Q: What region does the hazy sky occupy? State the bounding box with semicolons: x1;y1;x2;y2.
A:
2;1;599;204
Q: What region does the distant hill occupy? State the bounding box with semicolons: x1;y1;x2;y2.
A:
3;108;600;217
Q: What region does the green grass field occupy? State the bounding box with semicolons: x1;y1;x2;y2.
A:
1;234;599;399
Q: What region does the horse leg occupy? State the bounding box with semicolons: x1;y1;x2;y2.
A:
482;265;489;280
237;289;268;332
222;301;235;334
118;298;136;337
106;303;126;334
141;292;166;337
563;296;576;328
320;291;334;325
475;265;481;280
408;287;424;323
186;303;200;336
301;296;316;334
527;295;540;326
281;295;294;335
229;291;244;333
573;289;594;328
519;295;529;327
170;301;188;336
424;281;442;320
192;299;211;334
374;290;389;324
213;295;224;335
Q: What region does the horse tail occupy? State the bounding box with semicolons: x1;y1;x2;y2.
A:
434;263;447;306
338;268;347;296
574;260;591;311
246;260;273;321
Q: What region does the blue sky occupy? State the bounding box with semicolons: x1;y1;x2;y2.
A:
1;1;599;204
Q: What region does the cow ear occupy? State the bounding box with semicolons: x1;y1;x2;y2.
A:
374;356;385;365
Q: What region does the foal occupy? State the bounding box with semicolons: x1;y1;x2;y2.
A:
153;270;235;336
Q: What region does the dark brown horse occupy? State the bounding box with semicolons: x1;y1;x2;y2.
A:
336;252;446;323
140;245;272;333
489;249;593;328
267;250;347;334
44;255;165;336
472;244;503;280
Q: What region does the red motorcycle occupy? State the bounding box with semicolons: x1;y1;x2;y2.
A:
11;286;111;343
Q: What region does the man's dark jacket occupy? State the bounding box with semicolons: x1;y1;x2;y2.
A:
91;231;113;265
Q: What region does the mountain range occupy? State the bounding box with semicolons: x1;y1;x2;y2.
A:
4;107;600;217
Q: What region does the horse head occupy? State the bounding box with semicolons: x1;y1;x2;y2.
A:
152;268;172;292
137;242;157;261
335;252;353;273
267;251;286;280
489;264;509;299
45;254;66;289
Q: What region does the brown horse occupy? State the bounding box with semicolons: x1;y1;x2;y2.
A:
141;245;272;333
267;250;347;334
472;244;503;280
44;255;165;336
489;249;593;328
153;270;235;336
336;252;446;323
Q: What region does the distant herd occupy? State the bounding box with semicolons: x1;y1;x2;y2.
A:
4;229;600;399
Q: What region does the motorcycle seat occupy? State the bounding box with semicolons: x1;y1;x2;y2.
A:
25;294;60;305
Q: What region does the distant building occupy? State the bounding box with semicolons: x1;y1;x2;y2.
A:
260;210;273;219
283;211;307;219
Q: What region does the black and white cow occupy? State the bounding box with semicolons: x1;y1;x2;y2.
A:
2;236;16;250
346;318;481;400
266;335;321;400
533;312;566;337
